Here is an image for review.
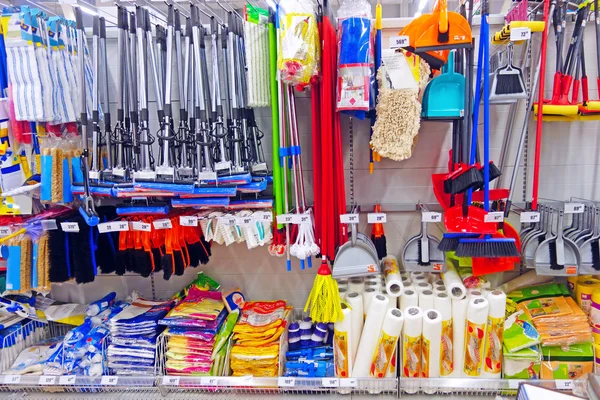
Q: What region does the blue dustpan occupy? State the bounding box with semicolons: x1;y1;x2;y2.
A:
421;51;465;120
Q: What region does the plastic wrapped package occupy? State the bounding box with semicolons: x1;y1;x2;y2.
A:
540;342;594;380
336;0;373;111
277;0;320;86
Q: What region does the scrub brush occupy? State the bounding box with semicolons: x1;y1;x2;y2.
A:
371;204;387;260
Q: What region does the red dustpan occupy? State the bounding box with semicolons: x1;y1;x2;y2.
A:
444;205;498;234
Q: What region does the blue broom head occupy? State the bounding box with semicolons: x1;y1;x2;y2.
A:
438;232;480;252
455;236;519;258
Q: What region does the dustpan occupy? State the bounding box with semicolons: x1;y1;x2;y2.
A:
332;223;380;278
490;43;528;102
402;219;446;272
411;0;471;52
534;209;580;275
422;51;465;119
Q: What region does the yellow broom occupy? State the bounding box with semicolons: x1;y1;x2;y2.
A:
304;256;343;323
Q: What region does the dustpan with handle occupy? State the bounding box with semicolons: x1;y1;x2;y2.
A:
332;223;380;278
422;51;465;119
534;208;581;276
402;217;446;272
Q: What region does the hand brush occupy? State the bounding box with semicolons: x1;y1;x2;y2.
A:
370;204;387;259
161;227;175;280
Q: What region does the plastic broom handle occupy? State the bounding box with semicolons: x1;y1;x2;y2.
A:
268;19;283;227
483;7;490;211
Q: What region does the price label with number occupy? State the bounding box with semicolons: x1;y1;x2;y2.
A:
200;377;219;386
293;214;311;225
153;219;173;230
322;378;340;388
180;216;198;227
484;211;504;223
130;221;152;232
339;378;357;388
220;216;238;226
41;219;58;231
520;212;540;223
39;376;57;385
422;212;442;223
367;213;387;224
237;217;255;226
60;222;80;232
278;377;296;387
389;35;409;49
98;221;129;233
162;376;180;386
565;203;585;214
4;375;21;384
555;380;574;390
101;376;118;386
0;226;11;237
59;376;77;385
340;213;360;224
255;212;273;222
510;27;531;41
276;214;294;224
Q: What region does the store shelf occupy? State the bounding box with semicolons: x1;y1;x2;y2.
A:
399;378;571;396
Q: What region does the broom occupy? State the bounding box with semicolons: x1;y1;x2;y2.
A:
304;256;343;323
371;204;387;260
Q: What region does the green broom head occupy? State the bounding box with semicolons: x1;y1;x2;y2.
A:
455;236;519;258
304;257;343;323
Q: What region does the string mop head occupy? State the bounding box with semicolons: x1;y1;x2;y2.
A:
304;256;343;323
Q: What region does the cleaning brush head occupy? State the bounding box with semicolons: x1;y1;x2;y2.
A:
591;240;600;271
151;248;163;272
548;241;564;270
455;237;520;258
187;242;201;267
174;249;185;276
162;252;174;280
417;239;431;266
438;232;480;252
444;166;484;194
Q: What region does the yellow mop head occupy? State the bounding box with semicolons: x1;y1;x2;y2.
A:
304;257;343;323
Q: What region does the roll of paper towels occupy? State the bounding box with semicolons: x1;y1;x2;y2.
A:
363;288;380;316
382;290;395;311
339;287;348;299
334;303;354;378
468;289;485;301
433;279;444;287
346;292;363;359
434;293;453;377
410;271;425;280
482;290;506;378
463;297;489;378
416;281;433;293
353;294;389;377
422;309;442;378
442;262;466;300
370;308;404;377
365;280;382;292
418;289;434;311
452;297;469;377
383;256;404;297
434;285;447;295
402;306;423;394
400;289;419;311
349;277;365;294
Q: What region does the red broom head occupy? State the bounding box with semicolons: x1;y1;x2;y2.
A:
317;256;331;276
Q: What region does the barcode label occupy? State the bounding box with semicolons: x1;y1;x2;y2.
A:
98;221;129;233
180;216;198;227
153;219;172;230
60;222;80;232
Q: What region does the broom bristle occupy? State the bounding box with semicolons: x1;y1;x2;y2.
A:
447;167;484;194
417;239;430;266
187;242;202;267
591;240;600;271
135;250;152;278
162;253;174;280
548;241;564;270
494;73;526;95
372;234;387;260
174;250;185;276
151;248;162;272
455;238;520;258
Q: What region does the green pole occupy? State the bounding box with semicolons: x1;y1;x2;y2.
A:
268;13;283;227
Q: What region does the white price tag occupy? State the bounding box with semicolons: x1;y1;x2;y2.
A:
255;212;273;222
130;221;152;232
340;213;360;224
367;213;387;224
41;219;58;231
200;377;219;386
153;219;172;230
59;376;76;385
162;376;180;386
101;376;118;386
520;212;540;223
293;214;311;225
322;378;340;388
508;379;523;389
565;203;585;214
220;216;238;226
389;35;409;49
98;221;129;233
39;376;57;385
233;376;253;386
555;380;574;390
179;216;198;227
510;27;531;41
422;212;442;223
0;226;11;237
4;375;21;384
278;377;296;387
60;222;80;232
339;378;358;388
484;211;504;223
276;214;294;224
237;216;255;226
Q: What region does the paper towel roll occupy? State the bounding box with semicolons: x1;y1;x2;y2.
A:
402;276;412;286
576;279;600;316
410;271;425;280
468;289;485;301
400;289;419;311
416;282;433;293
422;309;442;378
463;297;489;378
433;279;444;287
339;287;348;299
370;308;404;377
353;294;390;377
365;280;382;292
413;275;428;286
428;273;441;284
497;270;553;294
434;286;447;295
418;289;434;311
402;306;423;394
346;292;364;359
382;290;395;311
452;297;469;377
383;256;404;297
442;262;467;300
404;283;415;292
364;274;379;281
337;279;349;286
349;277;365;294
363;288;380;316
482;290;506;378
334;303;354;378
434;293;453;377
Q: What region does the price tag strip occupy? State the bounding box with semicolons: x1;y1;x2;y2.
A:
278;377;296;387
389;35;409;49
520;211;540;223
60;222;80;233
340;213;360;224
131;221;152;231
97;221;130;233
322;378;340;388
153;219;173;230
59;376;77;385
422;212;442;223
180;216;199;227
367;213;387;224
162;376;180;386
484;211;504;223
39;376;57;385
565;203;584;214
4;375;21;384
101;376;119;386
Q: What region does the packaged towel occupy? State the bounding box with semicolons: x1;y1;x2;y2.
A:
503;310;541;353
